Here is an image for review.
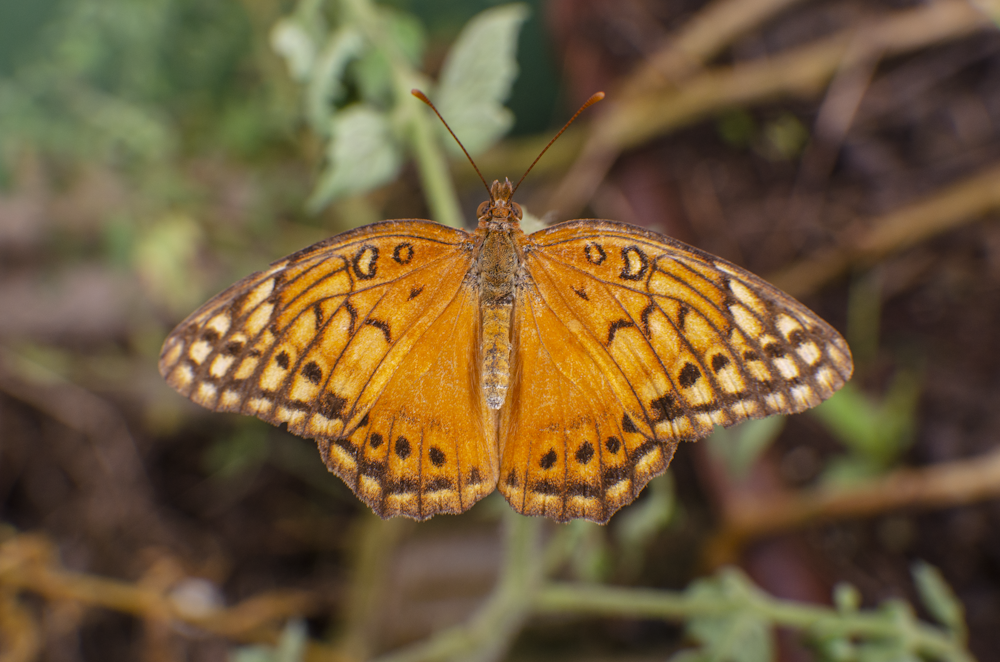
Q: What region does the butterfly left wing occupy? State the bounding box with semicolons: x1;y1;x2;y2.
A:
499;220;852;523
159;220;497;519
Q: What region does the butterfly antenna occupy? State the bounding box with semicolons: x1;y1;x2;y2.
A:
411;89;492;199
511;91;605;196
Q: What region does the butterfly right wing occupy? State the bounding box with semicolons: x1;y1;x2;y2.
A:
159;220;496;519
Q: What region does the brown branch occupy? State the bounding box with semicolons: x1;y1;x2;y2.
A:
705;446;1000;566
0;534;348;660
768;162;1000;296
0;589;41;662
623;0;807;91
546;0;994;218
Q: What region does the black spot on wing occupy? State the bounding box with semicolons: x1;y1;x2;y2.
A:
429;447;446;467
651;394;683;422
607;319;635;344
640;303;654;336
575;441;594;465
344;300;358;335
605;436;621;453
369;432;383;449
302;361;322;384
677;303;690;330
364;318;392;343
395;436;411;459
678;362;701;388
392;242;414;264
711;354;731;372
584;242;606;265
539;449;558;469
531;479;560;496
275;351;290;369
351;245;379;280
764;343;786;358
385;476;418;495
319;393;347;420
408;286;424;300
426;477;453;492
619;246;649;281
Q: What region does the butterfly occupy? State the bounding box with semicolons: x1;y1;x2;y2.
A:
159;93;852;524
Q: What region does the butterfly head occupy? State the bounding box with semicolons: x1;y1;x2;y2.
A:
477;178;523;225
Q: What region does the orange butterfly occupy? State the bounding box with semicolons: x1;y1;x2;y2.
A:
159;94;852;523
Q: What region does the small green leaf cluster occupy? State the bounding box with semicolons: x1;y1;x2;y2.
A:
270;0;528;213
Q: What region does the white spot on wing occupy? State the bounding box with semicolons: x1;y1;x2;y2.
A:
765;392;788;411
220;390;241;408
189;340;213;365
243;279;276;315
210;355;235;378
207;314;231;336
729;304;762;336
729;280;762;312
797;342;821;365
774;357;800;380
244;303;274;336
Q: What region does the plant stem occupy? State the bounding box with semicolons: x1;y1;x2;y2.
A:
534;580;973;662
373;512;543;662
338;0;464;228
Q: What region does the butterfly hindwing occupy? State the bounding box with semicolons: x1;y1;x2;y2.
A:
499;270;676;524
334;281;499;519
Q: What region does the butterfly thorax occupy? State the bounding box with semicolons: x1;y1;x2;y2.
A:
477;178;524;410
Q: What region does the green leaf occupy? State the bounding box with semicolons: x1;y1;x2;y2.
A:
270;18;318;82
707;416;785;478
308;104;403;211
305;27;366;135
435;3;529;155
614;472;676;577
349;9;425;109
812;373;921;482
912;561;966;641
229;619;307;662
685;571;774;662
833;582;861;613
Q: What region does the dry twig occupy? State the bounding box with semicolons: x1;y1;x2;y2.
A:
0;534;346;660
705;445;1000;565
546;0;994;217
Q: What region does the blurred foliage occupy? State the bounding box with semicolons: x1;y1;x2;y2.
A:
231;619;308;662
271;0;527;214
812;374;921;484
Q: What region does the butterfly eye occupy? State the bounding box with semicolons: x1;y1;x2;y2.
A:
511;202;523;219
477;201;490;218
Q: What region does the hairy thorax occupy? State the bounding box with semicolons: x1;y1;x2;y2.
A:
476;179;524;410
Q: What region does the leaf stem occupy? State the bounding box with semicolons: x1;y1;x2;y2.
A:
338;0;464;227
372;512;543;662
534;576;973;662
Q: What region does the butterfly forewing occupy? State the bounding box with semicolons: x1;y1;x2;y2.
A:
522;220;853;444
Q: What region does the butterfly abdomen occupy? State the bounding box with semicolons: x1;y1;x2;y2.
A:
479;229;518;410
